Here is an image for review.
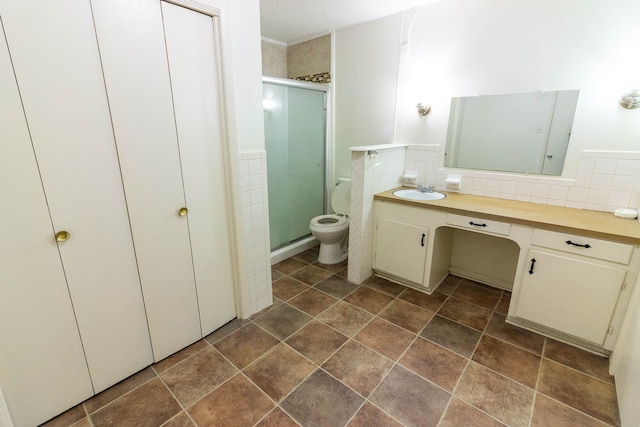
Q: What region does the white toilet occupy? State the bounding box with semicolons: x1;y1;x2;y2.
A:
309;180;351;265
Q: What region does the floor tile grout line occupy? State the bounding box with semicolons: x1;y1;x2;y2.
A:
57;268;619;427
444;292;533;426
451;359;532;427
153;337;248;424
533;392;620;427
82;367;160;419
281;269;620;422
255;272;423;426
540;356;619;386
482;320;547;357
155;374;200;427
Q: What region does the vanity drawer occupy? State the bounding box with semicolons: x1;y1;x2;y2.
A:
446;213;511;236
531;228;633;265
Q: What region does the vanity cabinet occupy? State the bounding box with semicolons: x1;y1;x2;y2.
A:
372;201;452;292
513;230;632;345
372;190;640;353
374;218;429;284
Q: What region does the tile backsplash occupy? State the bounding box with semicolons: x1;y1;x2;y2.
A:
405;145;640;213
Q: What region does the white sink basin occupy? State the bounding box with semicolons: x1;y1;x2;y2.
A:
393;189;446;201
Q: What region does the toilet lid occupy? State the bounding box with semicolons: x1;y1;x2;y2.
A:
332;182;351;215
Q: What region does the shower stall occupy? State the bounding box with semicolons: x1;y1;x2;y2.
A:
262;77;330;263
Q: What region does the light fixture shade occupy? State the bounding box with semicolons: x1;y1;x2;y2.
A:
620;90;640;109
416;103;431;116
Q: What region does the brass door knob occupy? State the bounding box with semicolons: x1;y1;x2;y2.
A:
178;207;188;216
55;231;71;242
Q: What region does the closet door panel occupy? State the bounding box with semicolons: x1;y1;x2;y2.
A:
91;0;201;360
0;21;93;427
162;2;236;334
0;0;153;391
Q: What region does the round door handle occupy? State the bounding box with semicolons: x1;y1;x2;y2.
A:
55;230;71;242
178;207;188;216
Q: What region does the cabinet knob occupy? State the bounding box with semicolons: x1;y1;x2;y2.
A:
178;207;188;216
55;230;71;242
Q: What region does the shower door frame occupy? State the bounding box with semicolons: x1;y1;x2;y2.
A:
262;76;333;259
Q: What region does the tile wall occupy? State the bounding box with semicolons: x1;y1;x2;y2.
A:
348;147;406;284
239;151;273;314
405;145;640;212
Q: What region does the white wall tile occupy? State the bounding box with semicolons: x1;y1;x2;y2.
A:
607;191;632;211
400;145;640;212
589;174;613;190
586;188;609;205
500;181;517;195
239;151;272;316
549;185;569;200
616;160;640;176
531;183;550;198
567;187;588;203
612;175;636;193
593;158;618;174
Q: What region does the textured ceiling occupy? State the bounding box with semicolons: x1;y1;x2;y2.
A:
260;0;441;45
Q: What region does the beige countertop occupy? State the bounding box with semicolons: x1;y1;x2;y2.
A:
374;187;640;245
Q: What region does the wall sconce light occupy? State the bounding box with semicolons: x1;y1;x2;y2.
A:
620;90;640;109
416;103;431;116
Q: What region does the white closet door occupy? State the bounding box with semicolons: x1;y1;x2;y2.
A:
91;0;201;360
0;20;93;427
162;2;237;334
0;0;153;392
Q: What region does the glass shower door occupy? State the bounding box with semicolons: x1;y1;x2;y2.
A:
263;82;326;250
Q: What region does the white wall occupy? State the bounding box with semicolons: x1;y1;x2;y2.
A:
222;0;265;152
198;0;271;316
333;13;403;178
394;0;640;179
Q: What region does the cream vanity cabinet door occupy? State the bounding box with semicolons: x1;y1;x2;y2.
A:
515;250;627;345
374;218;429;284
92;0;236;361
0;21;93;427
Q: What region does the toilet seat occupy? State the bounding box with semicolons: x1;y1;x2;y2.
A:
308;181;351;265
310;214;348;228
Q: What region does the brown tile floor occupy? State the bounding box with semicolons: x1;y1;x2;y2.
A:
43;247;620;427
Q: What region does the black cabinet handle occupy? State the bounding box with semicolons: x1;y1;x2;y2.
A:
469;221;487;227
421;233;426;247
565;240;591;249
529;258;536;275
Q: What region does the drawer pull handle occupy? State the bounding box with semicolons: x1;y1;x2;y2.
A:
565;240;591;249
469;221;487;227
529;258;536;275
421;233;426;247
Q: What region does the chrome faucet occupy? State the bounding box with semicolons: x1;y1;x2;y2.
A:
418;184;435;193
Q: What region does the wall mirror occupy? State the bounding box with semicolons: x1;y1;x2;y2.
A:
444;90;580;175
